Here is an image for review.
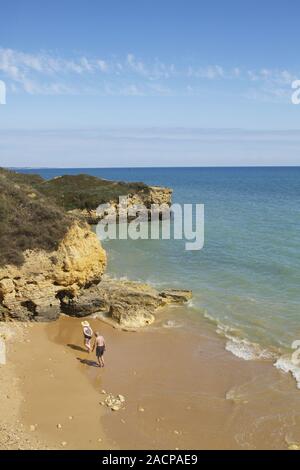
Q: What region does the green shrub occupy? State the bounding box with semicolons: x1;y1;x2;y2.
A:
34;174;150;211
0;170;72;267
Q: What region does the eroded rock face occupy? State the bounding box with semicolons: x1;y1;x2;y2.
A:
0;218;191;326
0;223;106;321
100;279;161;328
130;186;173;207
159;289;193;304
60;277;192;329
69;186;173;225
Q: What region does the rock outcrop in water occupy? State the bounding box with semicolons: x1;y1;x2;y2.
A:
68;184;173;224
32;174;173;224
59;277;192;329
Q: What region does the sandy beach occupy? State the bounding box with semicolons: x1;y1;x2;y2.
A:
2;307;300;450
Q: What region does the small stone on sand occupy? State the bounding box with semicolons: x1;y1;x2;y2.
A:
61;441;67;447
56;423;62;429
111;405;120;411
138;406;145;412
29;425;36;432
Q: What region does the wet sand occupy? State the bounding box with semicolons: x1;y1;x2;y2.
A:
8;308;300;450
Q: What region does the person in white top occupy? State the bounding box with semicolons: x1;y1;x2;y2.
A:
81;320;93;353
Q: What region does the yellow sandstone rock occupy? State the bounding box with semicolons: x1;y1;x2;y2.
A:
0;222;106;321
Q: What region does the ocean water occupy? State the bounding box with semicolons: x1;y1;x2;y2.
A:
20;167;300;375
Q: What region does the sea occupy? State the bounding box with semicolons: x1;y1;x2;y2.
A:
20;167;300;387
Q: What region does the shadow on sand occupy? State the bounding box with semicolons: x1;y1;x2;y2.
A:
76;357;99;368
67;343;87;353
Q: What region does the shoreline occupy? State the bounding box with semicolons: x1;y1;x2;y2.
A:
2;309;300;450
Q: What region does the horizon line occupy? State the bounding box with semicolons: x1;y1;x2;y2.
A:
7;165;300;170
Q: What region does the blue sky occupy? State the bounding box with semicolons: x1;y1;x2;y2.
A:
1;0;300;166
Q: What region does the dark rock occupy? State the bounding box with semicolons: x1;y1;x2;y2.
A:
59;287;108;317
62;277;193;329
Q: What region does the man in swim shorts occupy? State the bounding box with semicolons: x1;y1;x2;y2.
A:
92;331;106;367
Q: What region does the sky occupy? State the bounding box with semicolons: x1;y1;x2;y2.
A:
1;0;300;167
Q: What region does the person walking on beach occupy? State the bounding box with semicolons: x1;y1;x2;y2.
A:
81;321;93;353
92;332;106;368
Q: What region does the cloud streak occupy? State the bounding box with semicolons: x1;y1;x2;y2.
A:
0;47;298;101
2;128;300;168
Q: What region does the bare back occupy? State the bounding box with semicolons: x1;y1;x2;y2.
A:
95;335;105;347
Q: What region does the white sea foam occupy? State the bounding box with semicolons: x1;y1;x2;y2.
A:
225;337;300;389
103;273;144;283
203;310;216;323
205;314;241;339
203;311;276;361
225;337;275;361
211;316;300;389
274;356;300;389
162;320;183;329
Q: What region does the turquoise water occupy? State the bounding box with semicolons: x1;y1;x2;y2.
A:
21;167;300;358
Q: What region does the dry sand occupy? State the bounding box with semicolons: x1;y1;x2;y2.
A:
2;310;300;450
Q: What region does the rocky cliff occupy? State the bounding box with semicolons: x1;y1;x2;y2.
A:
0;169;191;327
0;222;107;322
33;174;173;224
0;169;106;321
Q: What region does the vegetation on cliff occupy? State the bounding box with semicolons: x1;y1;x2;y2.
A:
0;169;72;267
0;168;169;267
33;174;149;211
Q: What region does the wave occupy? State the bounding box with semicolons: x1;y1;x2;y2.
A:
203;311;276;361
274;356;300;389
104;273;159;287
225;337;276;361
203;310;300;389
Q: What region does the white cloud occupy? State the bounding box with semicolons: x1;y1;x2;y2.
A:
97;59;108;72
79;57;94;72
125;53;174;80
187;65;224;79
126;53;147;75
0;47;298;101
